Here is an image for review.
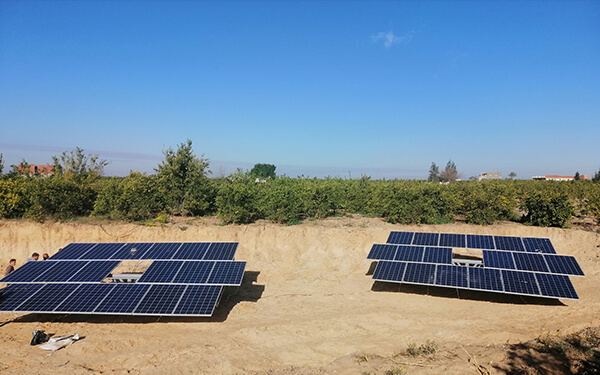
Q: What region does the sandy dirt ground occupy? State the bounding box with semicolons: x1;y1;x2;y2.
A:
0;217;598;374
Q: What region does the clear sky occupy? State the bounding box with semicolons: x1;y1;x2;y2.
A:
1;1;599;179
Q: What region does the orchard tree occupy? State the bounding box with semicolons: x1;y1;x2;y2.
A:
428;162;440;182
440;160;460;183
574;171;581;181
250;163;276;179
52;147;108;183
593;168;600;183
508;172;517;180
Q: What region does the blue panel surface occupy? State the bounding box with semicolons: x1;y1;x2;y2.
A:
494;236;525;252
172;243;211;260
203;242;238;260
0;284;45;311
483;250;516;270
16;284;80;312
34;261;87;282
372;261;407;282
134;284;187;315
512;252;549;273
173;285;222;316
0;261;60;283
466;235;495;249
137;261;185;283
386;231;414;245
109;243;155;260
80;243;125;260
435;265;468;288
501;270;540;296
403;263;436;285
468;268;503;292
140;243;182;260
94;284;150;314
394;245;425;262
172;261;214;284
544;255;584;276
439;233;466;248
49;243;97;260
412;232;440;246
535;273;579;300
522;238;556;254
69;261;120;282
423;247;452;264
206;261;246;285
367;244;398;260
55;284;116;312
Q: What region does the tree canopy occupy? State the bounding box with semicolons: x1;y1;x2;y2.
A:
250;163;277;179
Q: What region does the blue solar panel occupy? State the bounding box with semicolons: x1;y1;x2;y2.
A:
0;261;60;283
466;235;495;249
372;261;407;282
435;265;468;288
494;236;525;252
544;255;584;276
15;284;80;312
394;246;425;262
80;243;125;260
423;247;452;264
535;273;578;300
501;270;540;296
367;244;398;260
172;243;211;260
468;267;503;292
512;252;549;273
134;284;188;315
138;261;185;283
55;284;116;312
173;285;222;316
522;238;556;254
386;231;414;245
109;243;155;260
172;261;214;284
439;233;466;248
203;243;238;260
94;284;150;314
206;261;246;285
69;261;120;282
34;261;87;282
412;233;439;246
49;243;97;260
403;263;436;285
140;243;182;260
0;284;45;311
483;250;516;269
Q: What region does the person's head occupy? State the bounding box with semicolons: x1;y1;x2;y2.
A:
42;253;49;260
31;252;39;260
9;259;16;266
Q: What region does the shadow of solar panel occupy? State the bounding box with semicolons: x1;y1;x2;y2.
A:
69;261;120;282
109;243;155;260
467;235;495;249
483;250;516;269
173;285;222;316
535;273;578;300
423;247;452;264
412;233;439;246
172;261;214;284
34;261;86;282
140;243;182;260
367;244;398;260
439;233;466;248
522;238;556;254
94;284;150;314
494;236;525;252
435;265;468;288
49;243;97;260
0;261;60;283
206;261;246;285
512;252;549;273
80;243;125;260
138;261;185;283
501;270;540;296
544;255;584;276
203;243;238;260
387;231;414;244
0;284;45;311
403;263;436;285
134;284;187;315
172;243;211;260
394;246;425;262
372;261;406;282
55;284;116;312
468;268;503;292
15;284;80;312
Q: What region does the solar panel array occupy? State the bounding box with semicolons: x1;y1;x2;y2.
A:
368;231;583;300
0;242;245;317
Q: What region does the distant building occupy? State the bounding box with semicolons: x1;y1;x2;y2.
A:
478;171;502;181
17;164;54;176
532;175;589;181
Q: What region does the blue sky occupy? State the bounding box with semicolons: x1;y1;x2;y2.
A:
1;1;599;179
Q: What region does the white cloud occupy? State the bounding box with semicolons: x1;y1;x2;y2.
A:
372;31;414;48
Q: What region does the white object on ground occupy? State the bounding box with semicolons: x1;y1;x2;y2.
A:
39;334;80;352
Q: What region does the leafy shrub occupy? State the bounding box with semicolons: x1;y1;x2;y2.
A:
0;179;28;218
521;191;574;228
404;340;438;356
24;178;96;222
215;173;259;224
459;182;518;225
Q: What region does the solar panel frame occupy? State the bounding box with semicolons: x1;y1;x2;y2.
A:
109;243;155;260
544;255;585;276
483;250;516;270
14;284;81;313
171;261;215;284
439;233;466;248
33;261;88;283
94;284;151;314
0;284;46;311
494;236;525;252
68;261;120;282
393;245;425;262
0;261;61;283
435;265;468;288
466;235;495;249
535;273;579;300
203;242;238;260
54;283;117;313
512;252;550;273
172;243;211;260
134;284;188;315
372;261;407;282
140;243;183;260
386;231;414;245
206;261;246;286
402;262;436;285
137;261;185;283
412;233;440;246
49;243;98;260
468;267;504;292
423;247;452;264
367;244;398;260
501;270;540;296
522;238;556;254
79;243;126;260
172;285;223;316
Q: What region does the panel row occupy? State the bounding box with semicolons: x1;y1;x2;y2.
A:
372;261;578;300
50;242;238;261
386;232;556;253
0;283;223;316
367;244;452;264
